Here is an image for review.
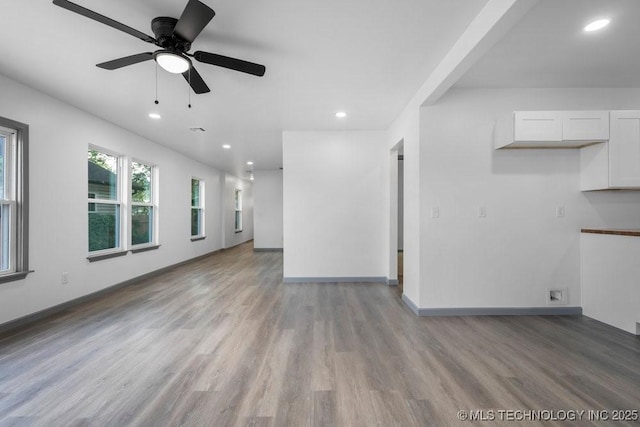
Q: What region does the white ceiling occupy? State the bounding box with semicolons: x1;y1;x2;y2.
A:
456;0;640;89
0;0;488;177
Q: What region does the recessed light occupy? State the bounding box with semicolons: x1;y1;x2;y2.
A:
148;113;161;119
222;144;231;149
336;111;347;118
584;18;610;32
247;161;254;165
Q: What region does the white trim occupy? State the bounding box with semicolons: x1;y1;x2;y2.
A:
234;188;243;232
129;159;158;248
0;130;17;273
88;146;123;254
190;177;205;238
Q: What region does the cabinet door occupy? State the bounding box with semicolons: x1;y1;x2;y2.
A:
563;111;609;141
513;111;562;142
609;111;640;188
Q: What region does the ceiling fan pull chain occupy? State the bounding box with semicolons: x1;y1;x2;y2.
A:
154;62;159;105
188;68;192;109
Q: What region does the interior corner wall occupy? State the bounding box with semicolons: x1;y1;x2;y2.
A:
223;173;254;249
282;131;387;280
418;87;640;310
253;170;283;249
0;73;225;326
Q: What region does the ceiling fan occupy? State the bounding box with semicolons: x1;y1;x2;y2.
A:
52;0;266;94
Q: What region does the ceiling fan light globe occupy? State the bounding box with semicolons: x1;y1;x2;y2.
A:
155;51;190;74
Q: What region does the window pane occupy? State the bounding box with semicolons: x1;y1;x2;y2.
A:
235;210;242;231
0;204;10;271
131;162;152;203
132;206;153;245
88;150;118;200
191;179;200;207
0;136;5;199
191;208;201;236
88;204;119;251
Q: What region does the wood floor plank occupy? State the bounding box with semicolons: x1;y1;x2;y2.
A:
0;241;639;426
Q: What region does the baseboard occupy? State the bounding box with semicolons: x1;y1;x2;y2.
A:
400;298;583;317
283;276;388;284
253;248;283;252
419;307;582;316
401;293;420;315
387;278;399;286
224;239;254;250
0;248;224;337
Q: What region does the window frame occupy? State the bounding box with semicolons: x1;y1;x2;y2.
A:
190;177;205;240
87;145;125;258
129;158;158;249
0;116;30;284
234;188;243;233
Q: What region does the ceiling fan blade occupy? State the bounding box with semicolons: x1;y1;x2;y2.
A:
96;53;154;70
52;0;156;44
173;0;215;43
193;51;266;77
182;66;211;94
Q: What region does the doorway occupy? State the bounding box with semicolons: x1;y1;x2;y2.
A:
389;140;404;292
397;151;404;291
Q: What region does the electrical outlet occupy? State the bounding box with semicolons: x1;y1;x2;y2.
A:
556;206;565;218
61;272;69;284
478;206;486;218
431;207;440;219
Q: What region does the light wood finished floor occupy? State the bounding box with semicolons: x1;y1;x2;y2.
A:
1;242;639;426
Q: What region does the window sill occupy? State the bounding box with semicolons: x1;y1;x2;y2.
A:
0;270;33;284
131;244;161;254
87;250;128;263
190;236;206;242
235;230;243;234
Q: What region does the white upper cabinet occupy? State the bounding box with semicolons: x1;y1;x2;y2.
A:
499;110;609;148
609;111;640;188
581;110;640;190
562;111;610;142
513;111;562;143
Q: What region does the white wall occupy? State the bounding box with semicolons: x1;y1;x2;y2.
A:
283;131;387;279
418;88;640;309
223;173;254;248
0;74;227;326
253;170;283;249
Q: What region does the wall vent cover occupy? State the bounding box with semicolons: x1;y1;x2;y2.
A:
547;288;568;305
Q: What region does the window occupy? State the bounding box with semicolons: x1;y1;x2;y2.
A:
191;178;205;238
131;160;156;246
88;147;121;253
88;148;160;259
0;117;30;283
234;189;242;232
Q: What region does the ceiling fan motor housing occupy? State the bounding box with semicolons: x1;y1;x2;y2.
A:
151;17;191;52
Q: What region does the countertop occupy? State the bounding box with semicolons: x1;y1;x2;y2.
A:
581;228;640;237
